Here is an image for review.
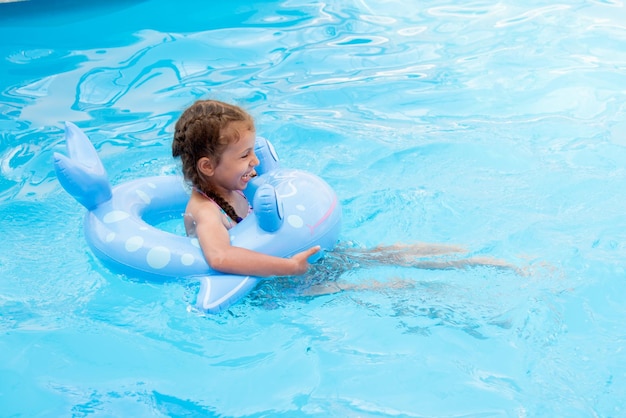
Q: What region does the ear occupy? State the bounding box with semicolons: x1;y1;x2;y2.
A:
197;157;215;177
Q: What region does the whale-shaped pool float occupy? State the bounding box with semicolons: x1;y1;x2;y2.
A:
53;122;341;313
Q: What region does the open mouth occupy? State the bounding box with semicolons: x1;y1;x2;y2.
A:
243;170;257;180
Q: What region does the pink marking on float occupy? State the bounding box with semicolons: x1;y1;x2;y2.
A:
307;195;338;235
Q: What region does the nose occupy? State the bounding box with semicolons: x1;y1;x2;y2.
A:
251;151;260;167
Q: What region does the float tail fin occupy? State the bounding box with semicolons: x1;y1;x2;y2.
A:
53;121;112;210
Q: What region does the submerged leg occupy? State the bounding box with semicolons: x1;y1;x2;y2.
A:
298;242;523;297
326;242;519;271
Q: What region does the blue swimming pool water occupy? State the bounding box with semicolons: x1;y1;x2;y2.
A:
2;0;626;416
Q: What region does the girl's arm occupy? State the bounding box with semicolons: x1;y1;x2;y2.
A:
193;202;320;277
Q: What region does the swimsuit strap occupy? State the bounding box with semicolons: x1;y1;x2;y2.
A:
235;190;254;215
194;187;251;226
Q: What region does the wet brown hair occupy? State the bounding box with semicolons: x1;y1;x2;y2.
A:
172;99;254;223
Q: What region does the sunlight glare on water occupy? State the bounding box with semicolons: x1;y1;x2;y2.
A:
1;0;626;416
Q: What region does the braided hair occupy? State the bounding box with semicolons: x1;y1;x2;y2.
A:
172;99;254;223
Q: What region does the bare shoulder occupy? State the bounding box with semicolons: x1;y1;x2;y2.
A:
184;192;224;235
188;193;222;222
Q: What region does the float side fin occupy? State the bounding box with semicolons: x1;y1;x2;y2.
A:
196;275;260;313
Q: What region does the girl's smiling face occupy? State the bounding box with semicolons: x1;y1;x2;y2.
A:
205;121;259;193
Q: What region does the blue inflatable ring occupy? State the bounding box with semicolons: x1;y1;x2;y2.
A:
54;122;341;313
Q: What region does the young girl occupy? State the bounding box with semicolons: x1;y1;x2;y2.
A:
172;99;321;277
173;99;520;285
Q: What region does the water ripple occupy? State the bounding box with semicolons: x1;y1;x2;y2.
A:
2;1;626;416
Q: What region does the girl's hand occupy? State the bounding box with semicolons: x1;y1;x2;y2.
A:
290;245;321;275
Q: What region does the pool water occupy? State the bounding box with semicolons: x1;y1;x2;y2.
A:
2;0;626;416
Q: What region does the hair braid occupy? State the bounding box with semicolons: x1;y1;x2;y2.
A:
198;187;243;223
